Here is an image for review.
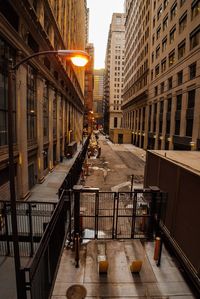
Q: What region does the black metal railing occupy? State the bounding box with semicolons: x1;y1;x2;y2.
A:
0;201;56;256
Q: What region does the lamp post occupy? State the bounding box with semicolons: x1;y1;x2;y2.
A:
7;49;89;298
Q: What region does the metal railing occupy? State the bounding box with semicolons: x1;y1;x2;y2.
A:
0;201;56;256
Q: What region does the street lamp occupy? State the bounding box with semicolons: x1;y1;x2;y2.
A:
7;49;89;298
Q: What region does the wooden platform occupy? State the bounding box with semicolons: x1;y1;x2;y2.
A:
51;240;195;298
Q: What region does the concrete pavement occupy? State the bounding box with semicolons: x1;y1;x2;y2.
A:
51;135;197;299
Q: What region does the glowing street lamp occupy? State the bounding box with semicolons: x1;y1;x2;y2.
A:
7;49;89;298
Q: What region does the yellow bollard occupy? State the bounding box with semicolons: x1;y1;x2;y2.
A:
154;237;161;260
130;260;143;273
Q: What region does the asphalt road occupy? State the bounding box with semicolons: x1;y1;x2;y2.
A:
83;135;145;191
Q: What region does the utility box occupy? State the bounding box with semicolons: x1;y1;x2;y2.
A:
65;141;77;158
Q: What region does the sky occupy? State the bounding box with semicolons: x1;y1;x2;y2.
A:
87;0;124;69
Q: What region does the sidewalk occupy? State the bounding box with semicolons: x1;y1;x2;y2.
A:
28;142;83;203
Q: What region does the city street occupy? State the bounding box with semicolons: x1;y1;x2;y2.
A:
84;134;146;192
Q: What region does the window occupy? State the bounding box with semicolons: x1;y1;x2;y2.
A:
179;13;187;33
164;0;169;9
170;1;177;20
169;50;175;67
163;15;168;31
161;58;167;72
180;0;186;7
176;94;182;110
190;25;200;49
152;52;154;63
156;26;161;39
162;36;167;51
168;77;173;89
189;62;197;79
152;33;155;45
156;45;160;58
0;38;16;146
160;82;165;93
191;0;200;20
170;26;176;43
114;117;118;128
43;81;49;140
155;86;158;96
178;40;186;59
177;70;183;85
27;66;37;141
157;5;163;20
155;64;160;76
188;89;195;108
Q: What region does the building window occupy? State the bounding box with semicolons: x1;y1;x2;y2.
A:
180;0;186;7
152;34;155;45
155;64;160;76
156;26;161;39
0;38;16;146
53;93;57;138
177;70;183;85
179;13;187;33
169;50;175;67
156;45;160;58
161;58;167;72
163;15;168;31
160;82;165;93
157;5;163;20
114;117;118;128
190;25;200;49
189;62;197;79
168;77;173;89
162;36;167;51
164;0;169;9
170;1;177;20
178;40;186;59
188;89;195;108
170;26;176;43
43;81;49;140
191;0;200;20
155;86;158;96
176;94;182;110
27;66;37;141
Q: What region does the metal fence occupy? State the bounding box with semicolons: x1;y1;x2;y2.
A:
0;201;56;256
70;187;167;241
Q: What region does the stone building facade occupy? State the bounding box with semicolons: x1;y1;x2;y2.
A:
122;0;200;151
0;0;87;201
104;13;125;133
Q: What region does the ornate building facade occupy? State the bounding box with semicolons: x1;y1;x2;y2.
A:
0;0;87;200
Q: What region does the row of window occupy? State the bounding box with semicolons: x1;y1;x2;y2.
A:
151;25;199;80
154;62;197;97
125;88;196;138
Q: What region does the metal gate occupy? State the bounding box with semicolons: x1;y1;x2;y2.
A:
71;188;165;240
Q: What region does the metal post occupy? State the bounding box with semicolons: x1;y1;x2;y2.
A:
73;185;82;235
130;174;134;193
7;60;24;298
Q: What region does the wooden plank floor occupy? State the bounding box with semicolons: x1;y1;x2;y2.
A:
51;240;195;298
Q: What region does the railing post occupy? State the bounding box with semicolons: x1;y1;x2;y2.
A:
4;203;10;255
28;203;34;257
73;185;82;236
148;186;160;239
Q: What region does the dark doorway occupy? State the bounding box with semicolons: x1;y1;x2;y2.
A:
118;134;123;144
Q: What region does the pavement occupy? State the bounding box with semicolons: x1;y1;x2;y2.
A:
51;135;197;299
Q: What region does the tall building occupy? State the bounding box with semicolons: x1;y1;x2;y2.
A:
104;13;125;133
123;0;200;151
0;0;87;200
84;43;94;132
93;69;105;127
123;0;151;148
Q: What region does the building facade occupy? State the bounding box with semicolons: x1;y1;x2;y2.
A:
93;69;104;128
84;43;94;132
123;0;200;151
104;13;125;133
0;0;87;201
